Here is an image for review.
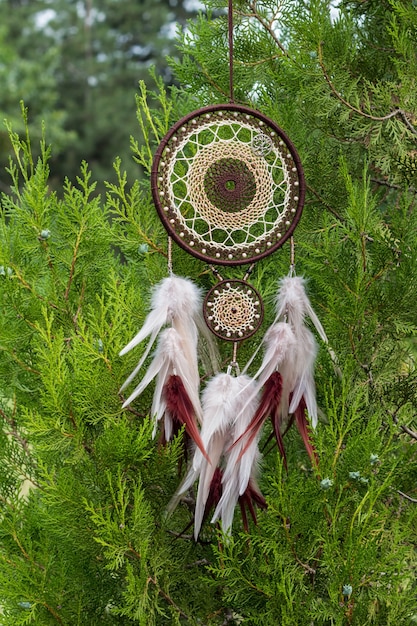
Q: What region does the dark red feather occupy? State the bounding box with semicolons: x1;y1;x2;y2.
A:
292;396;319;467
234;372;286;467
238;479;267;531
164;375;209;461
200;471;266;535
204;467;223;521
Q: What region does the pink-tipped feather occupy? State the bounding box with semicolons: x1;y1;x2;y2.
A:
122;328;203;443
169;373;263;538
251;322;297;388
233;372;285;466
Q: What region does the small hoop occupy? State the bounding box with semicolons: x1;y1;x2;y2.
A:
203;279;264;341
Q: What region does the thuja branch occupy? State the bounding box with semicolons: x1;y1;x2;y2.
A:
0;346;41;376
306;183;346;223
391;412;417;442
318;42;417;135
239;1;292;61
10;265;62;312
200;64;230;100
236;53;283;68
147;576;192;621
43;603;64;624
64;226;85;301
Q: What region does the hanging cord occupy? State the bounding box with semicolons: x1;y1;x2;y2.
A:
167;235;173;275
210;265;223;282
243;263;255;282
228;0;234;103
289;236;296;276
227;341;240;376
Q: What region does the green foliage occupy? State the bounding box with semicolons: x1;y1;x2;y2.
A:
0;0;203;189
206;378;417;625
1;1;417;624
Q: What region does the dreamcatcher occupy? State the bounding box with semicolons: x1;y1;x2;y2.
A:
120;0;327;538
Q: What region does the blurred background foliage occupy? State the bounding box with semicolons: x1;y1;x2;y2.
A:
0;0;205;191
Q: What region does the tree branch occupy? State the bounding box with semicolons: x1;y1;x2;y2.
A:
397;490;417;504
242;2;292;61
147;576;192;621
391;413;417;441
318;42;417;135
306;183;346;222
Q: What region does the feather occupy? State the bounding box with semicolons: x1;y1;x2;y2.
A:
274;274;325;431
234;322;295;440
122;327;204;447
251;322;297;388
169;373;238;538
169;373;263;539
238;478;267;532
211;375;262;535
275;274;327;343
233;372;286;467
229;323;295;468
288;396;318;466
120;275;202;356
202;467;224;528
119;275;204;399
194;374;243;538
164;375;209;461
286;326;318;428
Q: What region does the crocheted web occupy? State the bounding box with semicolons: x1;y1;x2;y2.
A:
203;280;263;341
152;106;304;265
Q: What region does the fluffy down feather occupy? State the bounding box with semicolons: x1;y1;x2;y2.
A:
251;322;297;388
274;275;326;431
119;276;203;394
209;375;262;535
120;275;202;357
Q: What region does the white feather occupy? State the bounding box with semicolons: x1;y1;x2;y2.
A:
275;275;327;343
193;374;239;538
235;322;296;431
119;275;218;419
252;322;297;388
211;376;261;534
122;327;203;428
288;327;318;427
119;276;202;398
120;275;202;356
168;373;262;538
167;373;237;536
273;275;326;429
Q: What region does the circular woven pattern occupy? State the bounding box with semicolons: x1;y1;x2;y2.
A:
189;142;272;226
152;104;305;265
203;280;264;341
204;157;256;213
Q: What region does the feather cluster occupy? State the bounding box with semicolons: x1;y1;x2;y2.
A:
120;273;326;538
169;373;266;538
119;275;217;455
236;274;327;468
